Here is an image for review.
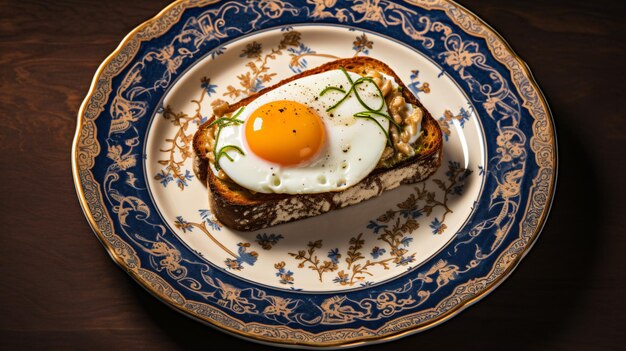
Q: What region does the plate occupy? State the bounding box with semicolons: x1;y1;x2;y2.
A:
72;0;557;348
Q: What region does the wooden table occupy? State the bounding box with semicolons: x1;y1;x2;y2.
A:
1;0;624;349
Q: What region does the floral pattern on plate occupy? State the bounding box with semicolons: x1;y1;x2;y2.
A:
73;0;556;347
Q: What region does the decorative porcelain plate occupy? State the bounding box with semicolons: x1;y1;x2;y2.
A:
72;0;557;348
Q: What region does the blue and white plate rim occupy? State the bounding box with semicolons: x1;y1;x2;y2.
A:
72;0;558;348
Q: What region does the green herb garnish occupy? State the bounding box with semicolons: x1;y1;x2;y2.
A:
354;110;401;130
353;114;392;146
216;145;245;166
213;107;246;171
320;67;396;145
320;86;346;96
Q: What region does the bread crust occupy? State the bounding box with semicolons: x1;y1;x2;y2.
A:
193;57;443;231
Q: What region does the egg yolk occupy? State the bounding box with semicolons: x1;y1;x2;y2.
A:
245;100;326;166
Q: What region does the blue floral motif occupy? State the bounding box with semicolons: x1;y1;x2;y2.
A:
210;46;226;59
457;107;470;127
288;43;314;73
452;185;464;195
333;274;349;285
224;258;242;270
400;237;413;247
175;169;194;189
446;161;461;177
429;218;446;235
459;168;472;181
198;209;220;231
240;41;262;59
438;108;471;141
237;244;258;265
407;69;430;96
200;77;218;96
370;246;386;259
250;78;265;93
290;43;312;55
327;248;341;264
274;261;294;285
174;216;193;233
353;33;372;55
255;233;284;250
366;220;388;234
400;208;423;219
277;269;294;284
225;243;258;270
154;169;174;187
196;115;209;125
396;254;416;266
442;162;473;196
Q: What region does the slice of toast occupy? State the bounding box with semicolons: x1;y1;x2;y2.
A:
193;57;442;231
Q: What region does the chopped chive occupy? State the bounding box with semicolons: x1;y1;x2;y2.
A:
351;78;385;112
215;145;245;171
212;107;246;171
354;111;400;130
326;71;386;112
364;77;386;111
326;85;358;112
320;86;346;96
321;67;405;149
322;67;359;112
354;114;392;146
340;66;355;85
209;117;244;128
231;106;245;119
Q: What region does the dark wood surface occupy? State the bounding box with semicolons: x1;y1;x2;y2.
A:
1;0;625;349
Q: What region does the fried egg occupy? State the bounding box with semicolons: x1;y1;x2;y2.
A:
213;69;394;194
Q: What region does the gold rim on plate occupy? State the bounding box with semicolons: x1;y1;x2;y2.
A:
72;0;557;347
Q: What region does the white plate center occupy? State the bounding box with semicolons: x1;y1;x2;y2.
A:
144;26;485;292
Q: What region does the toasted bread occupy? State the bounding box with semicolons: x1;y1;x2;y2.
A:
193;57;442;231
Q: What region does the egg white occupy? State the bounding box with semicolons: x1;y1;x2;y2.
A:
214;69;399;194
